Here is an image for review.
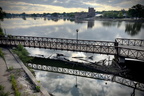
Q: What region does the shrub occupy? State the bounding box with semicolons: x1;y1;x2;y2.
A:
13;44;33;63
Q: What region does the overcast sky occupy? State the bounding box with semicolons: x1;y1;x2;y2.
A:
0;0;144;13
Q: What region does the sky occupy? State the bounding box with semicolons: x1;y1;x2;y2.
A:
0;0;144;13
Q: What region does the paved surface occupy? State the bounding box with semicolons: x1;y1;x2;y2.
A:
9;49;50;96
2;48;22;69
0;57;14;96
0;48;50;96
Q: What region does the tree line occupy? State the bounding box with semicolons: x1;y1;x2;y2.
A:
0;4;144;19
102;4;144;18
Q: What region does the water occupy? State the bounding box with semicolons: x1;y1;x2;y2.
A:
1;17;144;96
35;70;143;96
1;18;144;40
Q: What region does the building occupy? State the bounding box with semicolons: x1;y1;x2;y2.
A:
75;7;96;19
87;7;95;18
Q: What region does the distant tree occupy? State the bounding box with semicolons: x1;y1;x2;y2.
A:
31;13;37;17
0;7;6;21
128;4;144;18
103;11;119;18
51;13;58;17
118;12;123;18
0;27;4;36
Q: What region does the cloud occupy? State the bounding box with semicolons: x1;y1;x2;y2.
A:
0;0;144;13
0;0;86;13
34;70;144;96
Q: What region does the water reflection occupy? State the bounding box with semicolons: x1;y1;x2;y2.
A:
1;18;144;41
87;20;94;28
26;47;113;63
102;21;118;27
35;70;144;96
22;16;26;20
125;22;143;36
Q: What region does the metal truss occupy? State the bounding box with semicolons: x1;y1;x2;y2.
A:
0;35;144;61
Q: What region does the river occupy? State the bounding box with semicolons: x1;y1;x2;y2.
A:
1;17;144;96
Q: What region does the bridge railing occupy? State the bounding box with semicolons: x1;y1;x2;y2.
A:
116;38;144;47
0;36;117;55
0;35;144;60
118;47;144;60
0;35;115;46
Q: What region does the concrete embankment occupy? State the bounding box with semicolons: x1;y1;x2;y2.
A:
1;48;51;96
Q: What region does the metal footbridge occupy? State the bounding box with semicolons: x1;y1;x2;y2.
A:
0;35;144;61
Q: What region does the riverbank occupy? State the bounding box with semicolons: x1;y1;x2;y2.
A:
0;47;51;96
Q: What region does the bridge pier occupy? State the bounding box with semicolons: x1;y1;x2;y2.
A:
114;40;125;63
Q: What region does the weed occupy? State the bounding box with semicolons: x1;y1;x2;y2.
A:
7;66;14;71
10;74;21;96
36;86;40;92
0;48;5;61
0;85;10;96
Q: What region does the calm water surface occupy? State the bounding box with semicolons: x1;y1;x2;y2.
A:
1;18;144;96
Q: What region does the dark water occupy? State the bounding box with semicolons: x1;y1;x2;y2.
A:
1;18;144;96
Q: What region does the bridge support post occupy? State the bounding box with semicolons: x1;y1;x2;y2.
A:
114;40;119;62
114;40;125;63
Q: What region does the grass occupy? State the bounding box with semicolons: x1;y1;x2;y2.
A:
7;66;14;71
10;74;21;96
0;85;10;96
35;86;40;92
0;48;5;61
13;44;33;63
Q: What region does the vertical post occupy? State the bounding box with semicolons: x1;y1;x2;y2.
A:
75;75;78;88
76;29;79;50
114;40;119;61
75;29;78;88
4;29;8;46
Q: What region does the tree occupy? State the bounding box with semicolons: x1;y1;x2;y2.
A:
51;13;58;17
0;7;6;21
103;11;119;18
118;12;123;18
128;4;144;18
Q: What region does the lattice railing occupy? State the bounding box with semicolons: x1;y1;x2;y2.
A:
0;36;144;60
0;35;115;46
116;38;144;47
119;47;144;60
